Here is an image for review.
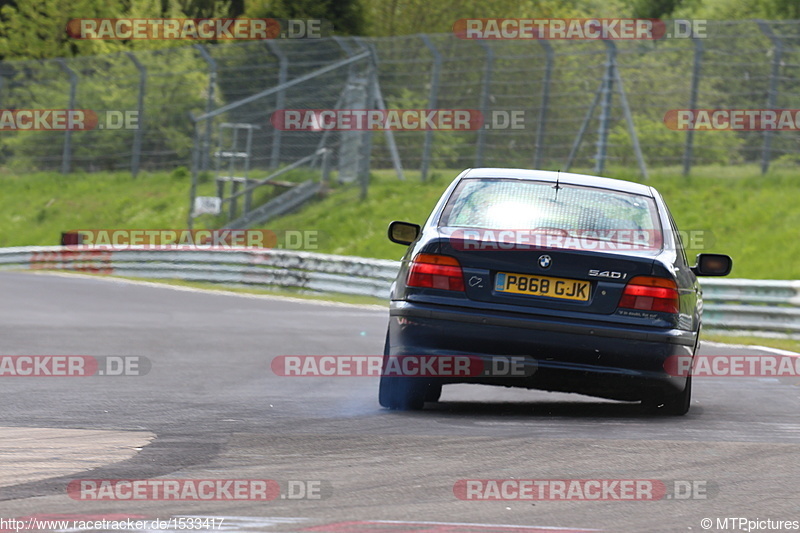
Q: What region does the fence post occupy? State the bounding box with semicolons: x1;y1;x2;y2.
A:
333;36;358;73
565;82;603;172
593;42;616;175
194;52;370;120
757;20;783;175
126;52;146;178
194;44;217;172
266;41;288;168
475;40;494;167
682;35;704;177
227;126;240;221
533;40;554;169
355;37;405;181
420;35;442;181
187;113;200;231
333;37;368;185
321;147;332;187
610;47;648;180
56;59;77;174
243;126;254;215
359;41;377;198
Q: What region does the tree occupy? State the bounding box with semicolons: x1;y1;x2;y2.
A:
244;0;366;36
0;0;126;60
363;0;628;37
765;0;800;18
630;0;686;18
673;0;800;19
176;0;245;18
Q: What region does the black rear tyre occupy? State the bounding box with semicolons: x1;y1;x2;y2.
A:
643;376;692;416
424;382;443;403
379;375;427;410
378;329;435;410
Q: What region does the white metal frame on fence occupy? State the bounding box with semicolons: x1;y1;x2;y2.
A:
1;246;797;337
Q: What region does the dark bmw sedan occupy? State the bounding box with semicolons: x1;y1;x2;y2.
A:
379;168;732;415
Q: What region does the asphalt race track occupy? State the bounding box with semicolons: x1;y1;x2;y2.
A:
1;271;799;533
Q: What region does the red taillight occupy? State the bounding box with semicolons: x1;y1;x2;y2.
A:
407;253;465;292
618;276;679;314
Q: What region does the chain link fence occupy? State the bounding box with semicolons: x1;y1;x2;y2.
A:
1;20;799;177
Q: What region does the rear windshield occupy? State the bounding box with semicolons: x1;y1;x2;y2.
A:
439;178;662;247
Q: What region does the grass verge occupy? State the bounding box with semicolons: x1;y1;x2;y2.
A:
701;332;800;353
1;163;798;279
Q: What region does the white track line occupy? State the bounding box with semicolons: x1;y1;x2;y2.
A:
702;340;799;356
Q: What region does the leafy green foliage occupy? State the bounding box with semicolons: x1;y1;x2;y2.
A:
0;0;125;60
244;0;366;36
1;0;800;61
674;0;800;19
630;0;686;18
609;115;744;167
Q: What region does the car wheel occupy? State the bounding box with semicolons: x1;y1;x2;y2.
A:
425;382;443;403
379;376;427;410
643;376;692;416
378;329;428;410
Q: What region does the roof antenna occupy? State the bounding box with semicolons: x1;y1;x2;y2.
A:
553;169;562;200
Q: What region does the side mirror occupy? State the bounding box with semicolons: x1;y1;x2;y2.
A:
388;221;421;245
692;253;732;276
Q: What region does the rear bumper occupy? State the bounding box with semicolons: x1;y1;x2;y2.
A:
388;301;696;401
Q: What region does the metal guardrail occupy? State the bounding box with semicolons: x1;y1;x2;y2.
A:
0;246;798;338
0;246;398;299
700;279;800;337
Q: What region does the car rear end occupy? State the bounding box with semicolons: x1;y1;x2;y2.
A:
387;170;697;403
